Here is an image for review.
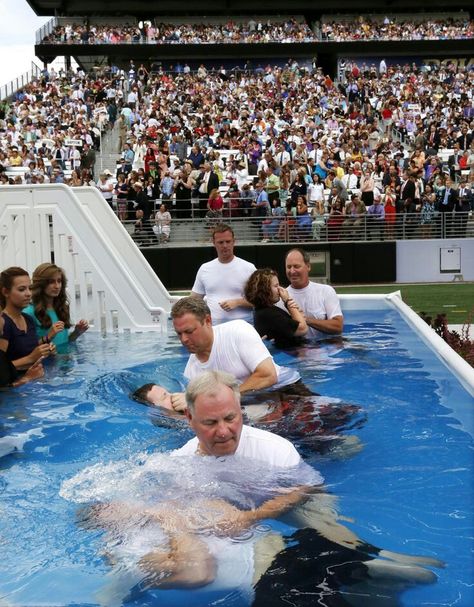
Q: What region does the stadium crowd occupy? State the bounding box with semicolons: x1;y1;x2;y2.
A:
320;14;473;42
1;59;473;241
41;18;316;45
38;14;474;46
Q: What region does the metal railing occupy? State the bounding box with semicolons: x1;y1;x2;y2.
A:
35;17;58;44
35;16;317;45
0;62;43;101
113;205;474;247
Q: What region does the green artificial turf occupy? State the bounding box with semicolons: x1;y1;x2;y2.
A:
336;283;474;326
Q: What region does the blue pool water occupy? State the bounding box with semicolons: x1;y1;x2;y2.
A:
0;308;473;606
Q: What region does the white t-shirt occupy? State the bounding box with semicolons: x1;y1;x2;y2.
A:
286;282;343;341
173;424;304;469
192;256;256;324
184;320;300;388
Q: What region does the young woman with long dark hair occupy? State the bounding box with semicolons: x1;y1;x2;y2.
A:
23;263;88;347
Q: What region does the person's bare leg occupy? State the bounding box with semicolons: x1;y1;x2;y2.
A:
139;533;216;588
252;533;285;585
282;493;444;569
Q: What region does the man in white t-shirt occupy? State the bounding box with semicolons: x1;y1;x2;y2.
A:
169;297;302;411
191;223;256;324
173;370;308;469
285;249;343;340
83;372;319;598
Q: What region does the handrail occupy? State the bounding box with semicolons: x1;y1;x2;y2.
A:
35;17;58;44
0;62;43;101
113;207;473;246
0;184;176;333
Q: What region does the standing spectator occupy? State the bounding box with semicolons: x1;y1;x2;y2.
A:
383;185;397;240
121;142;135;174
52;141;66;169
69;145;82;171
360;169;375;207
96;170;114;208
454;179;471;237
327;198;344;241
117;115;128;153
295;197;313;241
153;203;172;243
240;182;255;217
366;194;385;240
114;173;129;221
419;185;436;239
457;125;472;152
172;134;188;165
196;162;219;218
261;197;285;243
188;145;205;169
174;169;194;218
343;194;366;239
80;143;96;176
206;188;224;225
160;170;175;203
436;176;457;237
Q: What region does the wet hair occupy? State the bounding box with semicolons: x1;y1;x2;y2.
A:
185;370;240;414
31;263;71;329
171;296;211;322
244;268;278;309
132;383;155;405
212;223;234;240
0;267;30;307
285;248;310;265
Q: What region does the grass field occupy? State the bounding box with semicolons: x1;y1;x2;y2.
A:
335;283;474;326
171;282;474;326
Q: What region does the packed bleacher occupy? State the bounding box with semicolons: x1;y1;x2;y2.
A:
1;58;473;243
37;13;474;46
319;13;473;41
40;17;316;45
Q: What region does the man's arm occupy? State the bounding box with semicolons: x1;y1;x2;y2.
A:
239;357;277;393
219;297;253;311
306;315;344;335
190;291;204;299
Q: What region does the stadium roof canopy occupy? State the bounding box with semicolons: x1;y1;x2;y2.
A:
25;0;474;17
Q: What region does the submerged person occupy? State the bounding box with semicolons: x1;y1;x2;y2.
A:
132;379;363;457
24;263;89;347
0;267;55;373
80;371;318;594
80;371;442;601
132;383;174;410
244;268;308;348
132;383;185;421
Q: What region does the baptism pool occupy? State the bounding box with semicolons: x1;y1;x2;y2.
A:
0;300;473;607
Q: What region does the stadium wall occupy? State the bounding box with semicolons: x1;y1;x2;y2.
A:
142;242;397;289
396;239;474;283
